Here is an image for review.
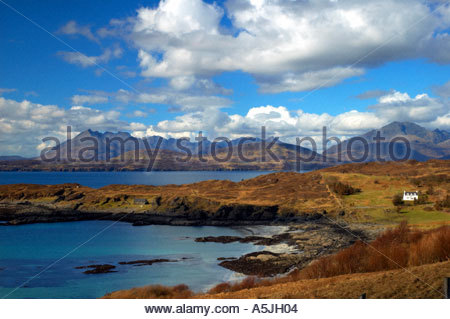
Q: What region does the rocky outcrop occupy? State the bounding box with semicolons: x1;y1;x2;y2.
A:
213;223;381;276
118;259;176;266
75;264;117;274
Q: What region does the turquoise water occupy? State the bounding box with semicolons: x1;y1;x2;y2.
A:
0;221;279;298
0;171;274;188
0;171;289;298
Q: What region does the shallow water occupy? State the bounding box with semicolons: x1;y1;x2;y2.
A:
0;221;286;298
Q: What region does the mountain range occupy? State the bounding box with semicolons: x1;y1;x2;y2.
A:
325;121;450;162
0;121;448;171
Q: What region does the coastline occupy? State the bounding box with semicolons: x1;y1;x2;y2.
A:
0;200;381;278
0;202;324;227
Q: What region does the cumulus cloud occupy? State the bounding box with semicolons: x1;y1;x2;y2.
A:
369;91;449;124
126;0;450;93
1;87;448;156
0;97;130;157
130;89;450;144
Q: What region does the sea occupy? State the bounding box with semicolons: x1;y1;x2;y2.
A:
0;171;284;298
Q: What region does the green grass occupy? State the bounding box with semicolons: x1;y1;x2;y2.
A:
324;172;450;226
349;205;449;226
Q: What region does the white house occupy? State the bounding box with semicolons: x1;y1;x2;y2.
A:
403;191;419;201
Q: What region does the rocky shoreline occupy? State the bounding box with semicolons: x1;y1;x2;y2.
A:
197;222;381;276
0;202;324;227
0;201;381;277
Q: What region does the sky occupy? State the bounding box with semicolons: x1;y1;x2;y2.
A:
0;0;449;156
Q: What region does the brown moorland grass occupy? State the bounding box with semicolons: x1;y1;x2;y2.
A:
101;261;450;299
297;222;450;279
201;261;450;299
205;222;450;295
0;160;448;225
102;284;193;299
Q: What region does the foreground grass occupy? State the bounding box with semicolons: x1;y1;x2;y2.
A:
200;261;450;299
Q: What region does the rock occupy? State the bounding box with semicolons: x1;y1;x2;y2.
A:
217;257;237;261
218;251;298;277
118;259;176;266
195;236;243;243
76;264;117;274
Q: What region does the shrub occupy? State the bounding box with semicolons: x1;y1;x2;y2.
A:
231;276;257;291
208;282;231;294
414;193;428;205
434;195;450;210
208;277;259;294
410;174;450;187
297;222;450;280
328;181;361;196
426;186;434;195
392;193;404;206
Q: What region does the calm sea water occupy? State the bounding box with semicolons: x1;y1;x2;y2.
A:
0;221;286;298
0;171;285;298
0;171;273;188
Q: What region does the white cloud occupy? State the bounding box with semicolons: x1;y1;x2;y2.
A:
130;90;450;143
126;0;450;93
128;110;148;118
0;97;130;157
58;45;123;68
1;88;449;156
71;94;108;105
370;91;448;124
94;88;233;113
57;20;98;43
256;67;365;93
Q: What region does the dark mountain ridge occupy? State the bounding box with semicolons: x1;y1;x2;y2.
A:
325;121;450;162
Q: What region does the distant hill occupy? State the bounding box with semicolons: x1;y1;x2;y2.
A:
1;122;449;171
0;155;28;161
325;122;450;162
42;129;263;161
38;129;331;170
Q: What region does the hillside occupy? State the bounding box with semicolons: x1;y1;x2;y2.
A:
0;160;448;227
198;261;450;299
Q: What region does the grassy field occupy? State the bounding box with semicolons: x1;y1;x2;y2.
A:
319;161;450;227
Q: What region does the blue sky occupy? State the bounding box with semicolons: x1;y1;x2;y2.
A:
0;0;449;156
